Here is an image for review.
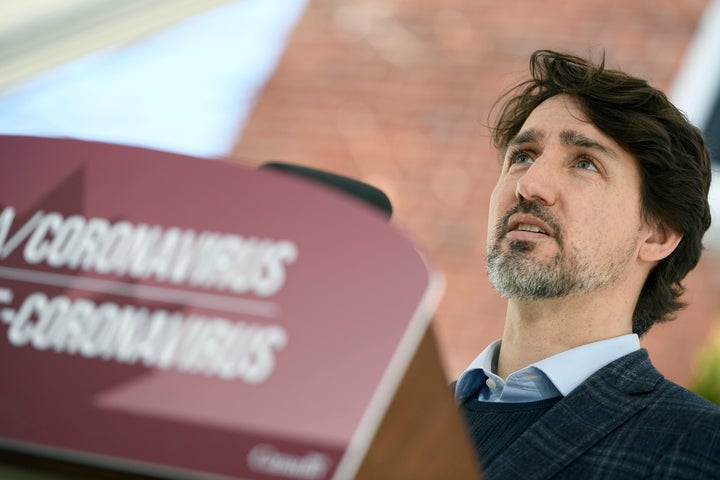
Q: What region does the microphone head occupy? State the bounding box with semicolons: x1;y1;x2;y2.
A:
261;162;393;219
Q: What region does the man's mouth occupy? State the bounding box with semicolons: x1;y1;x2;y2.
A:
494;200;564;248
516;223;547;234
506;215;553;238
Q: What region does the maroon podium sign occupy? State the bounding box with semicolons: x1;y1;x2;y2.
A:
0;135;448;479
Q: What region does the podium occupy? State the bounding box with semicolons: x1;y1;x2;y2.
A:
0;136;480;479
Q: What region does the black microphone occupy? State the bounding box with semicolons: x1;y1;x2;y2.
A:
260;162;393;220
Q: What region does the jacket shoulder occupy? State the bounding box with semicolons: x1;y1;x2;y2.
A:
652;377;720;424
648;381;720;478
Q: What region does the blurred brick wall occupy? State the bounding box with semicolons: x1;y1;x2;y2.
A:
232;0;720;385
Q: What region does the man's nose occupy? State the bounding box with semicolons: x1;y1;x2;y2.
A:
514;157;558;206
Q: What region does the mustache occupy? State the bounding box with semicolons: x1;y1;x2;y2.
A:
495;199;564;247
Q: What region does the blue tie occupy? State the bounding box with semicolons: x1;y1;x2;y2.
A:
455;368;487;404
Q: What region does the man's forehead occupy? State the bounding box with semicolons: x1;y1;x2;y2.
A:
512;94;591;139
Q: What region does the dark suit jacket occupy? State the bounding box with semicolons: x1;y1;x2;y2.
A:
465;349;720;479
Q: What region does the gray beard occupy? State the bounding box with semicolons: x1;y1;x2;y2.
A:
487;239;603;299
487;202;635;300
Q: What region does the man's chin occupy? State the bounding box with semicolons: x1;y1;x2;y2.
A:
507;239;535;253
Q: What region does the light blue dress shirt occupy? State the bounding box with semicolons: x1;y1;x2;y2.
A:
455;334;641;404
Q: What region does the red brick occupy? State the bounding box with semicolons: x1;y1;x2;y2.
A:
233;0;718;386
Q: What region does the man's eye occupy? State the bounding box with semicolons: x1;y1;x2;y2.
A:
510;151;533;165
576;157;599;172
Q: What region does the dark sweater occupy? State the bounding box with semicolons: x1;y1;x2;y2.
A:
460;397;562;469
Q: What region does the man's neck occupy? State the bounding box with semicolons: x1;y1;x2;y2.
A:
496;293;634;379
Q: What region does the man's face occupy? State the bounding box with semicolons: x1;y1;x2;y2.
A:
487;94;646;300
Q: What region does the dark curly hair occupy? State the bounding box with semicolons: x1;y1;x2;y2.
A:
491;50;712;335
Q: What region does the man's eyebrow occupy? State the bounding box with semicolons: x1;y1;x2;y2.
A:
560;129;618;157
507;128;543;149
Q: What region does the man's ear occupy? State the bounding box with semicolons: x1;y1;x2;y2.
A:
639;222;683;262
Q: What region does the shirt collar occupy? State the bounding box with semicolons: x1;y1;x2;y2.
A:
455;334;640;403
531;333;640;396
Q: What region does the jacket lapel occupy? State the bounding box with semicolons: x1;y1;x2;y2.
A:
485;350;662;480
